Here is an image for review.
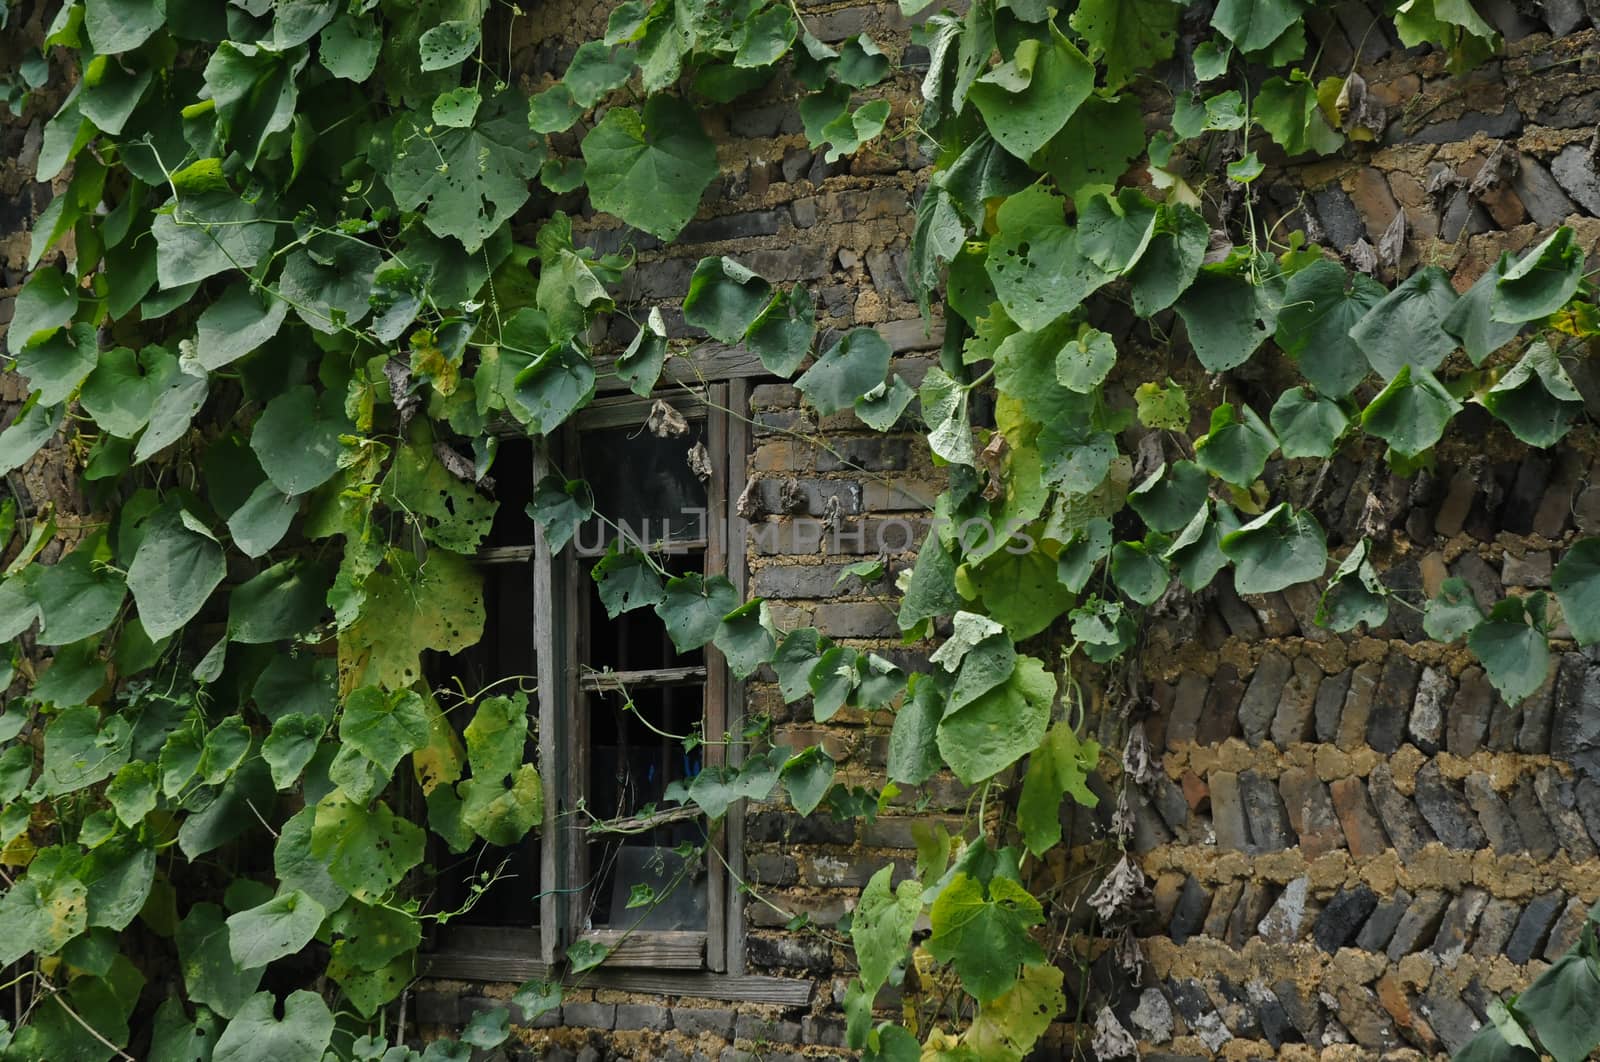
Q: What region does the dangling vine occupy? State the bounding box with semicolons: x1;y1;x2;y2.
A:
0;0;1596;1058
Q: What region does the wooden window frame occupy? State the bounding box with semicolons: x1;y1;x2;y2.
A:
426;370;755;984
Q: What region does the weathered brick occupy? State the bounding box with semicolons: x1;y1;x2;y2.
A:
1238;769;1292;852
1209;771;1251;851
1203;881;1245;940
1534;767;1598;861
1544;896;1590;960
1170;876;1211;945
562;1002;617;1030
673;1008;736;1039
1356;888;1413;952
1463;772;1524;853
1470;897;1522;959
1312;669;1352;743
1314;885;1379;953
1238;651;1293;746
1270;656;1322;747
1387;890;1451;961
1258;877;1315;944
1508;777;1559;861
616;1004;673;1031
1336;661;1381;751
1406;666;1450;755
1279;767;1346;859
1196;665;1245;746
1367;654;1421;754
1414;761;1487;850
1430;888;1490;964
1506;890;1565;963
1446;666;1494;757
1330;776;1393;858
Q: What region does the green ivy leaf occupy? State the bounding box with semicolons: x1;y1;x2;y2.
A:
961;961;1066;1061
919;366;976;465
1164;502;1236;592
1269;387;1348;458
1194;402;1277;486
1350;265;1460;380
339;687;431;774
683;257;774;344
213;991;335;1062
968;23;1093;158
926;873;1044;1003
1480;339;1584;448
1017;722;1099;857
1220;503;1327;595
1254;70;1342;154
128;506;225;640
1068;0;1178;90
278;240;382;334
1552;539;1600;647
715;599;778;680
1423;577;1483;642
310;793;426;901
177;903;264;1019
528;476;595;555
262;713;324;791
1441;251;1521;365
796;327;891;415
10;268;77;350
654;573;740;653
1038;93;1147;201
419;19;480;70
226;890;326;970
320;13;382;80
1077;188;1158;275
1469;596;1552;706
853;865;921;994
856;375;916;430
1057;518;1113;592
747;285;816;377
1317;538;1388;631
1132;378;1190;430
581;95;717;241
1493;226;1582;323
781;745;836;816
203;42;306;167
33;543;125;647
227;480;298;559
1214;0;1305;53
1127;460;1207;533
194;284;290;371
733;5;796;67
1174;263;1281;371
1274;257;1385;396
252;385;351;496
0;851;88;965
1110;541;1168;605
936;654;1054;785
228;559;325;644
151;191;277;290
386;93;544;253
592;547;667;617
1359;363;1462;459
960;549;1073;638
0;399;63;477
84;0;165;53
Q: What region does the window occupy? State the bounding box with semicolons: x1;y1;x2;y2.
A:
424;380;751;977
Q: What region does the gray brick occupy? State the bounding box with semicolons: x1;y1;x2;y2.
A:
1506;890;1565;963
1356;888;1413;951
1238;769;1292;852
1414;761;1487;850
1447;666;1494;757
1209;771;1251;851
1407;666;1450;755
1367;654;1420;754
1508;777;1559;861
1239;651;1293;746
1534;767;1598;861
1387;891;1450;961
1545;896;1590;960
1336;661;1380;751
1313;669;1352;743
616;1004;673;1031
562;1002;616;1030
1270;656;1322;747
1430;888;1490;964
673;1007;736;1039
1464;772;1525;853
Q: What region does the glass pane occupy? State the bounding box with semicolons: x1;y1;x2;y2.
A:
571;421;709;553
584;551;706;673
583;686;708;930
482;437;537;548
426;562;541;927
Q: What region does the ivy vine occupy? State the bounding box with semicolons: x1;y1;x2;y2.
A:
0;0;1596;1058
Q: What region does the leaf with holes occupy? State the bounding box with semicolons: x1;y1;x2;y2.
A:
853;865;921;994
927;873;1044;1003
1068;0;1178;90
968;23;1094;159
1017;722;1099;856
1424;577;1483;643
593;547;667;618
937;654;1054;786
527;476;594;555
985;184;1114;331
1077;188;1159;275
1174;263;1282;372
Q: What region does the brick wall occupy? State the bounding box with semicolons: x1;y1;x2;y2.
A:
6;0;1600;1057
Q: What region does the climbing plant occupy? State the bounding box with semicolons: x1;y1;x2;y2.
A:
0;0;1595;1058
